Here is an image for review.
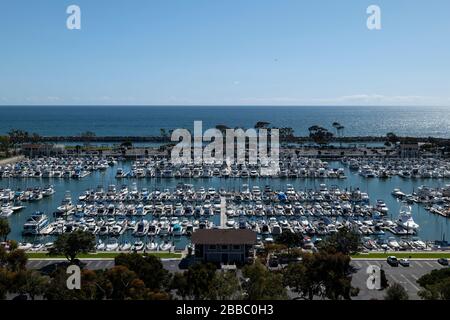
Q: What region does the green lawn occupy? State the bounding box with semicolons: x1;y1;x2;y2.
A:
26;252;182;259
352;252;450;259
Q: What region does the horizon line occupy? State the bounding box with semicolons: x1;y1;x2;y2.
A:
0;104;449;108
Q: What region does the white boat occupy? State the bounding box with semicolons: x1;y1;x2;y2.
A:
132;241;145;251
391;188;406;198
146;242;158;251
42;185;55;197
96;241;106;251
17;242;33;251
119;242;132;251
133;219;149;237
388;237;400;250
22;212;49;235
0;207;13;218
397;205;419;231
159;242;172;251
57;193;74;213
105;238;119;251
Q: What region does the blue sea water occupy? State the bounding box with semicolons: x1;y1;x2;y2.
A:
1;162;449;244
0;106;449;245
0;105;449;137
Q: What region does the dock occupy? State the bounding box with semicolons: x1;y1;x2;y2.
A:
220;196;227;228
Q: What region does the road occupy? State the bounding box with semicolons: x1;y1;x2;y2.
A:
27;259;181;272
27;258;448;300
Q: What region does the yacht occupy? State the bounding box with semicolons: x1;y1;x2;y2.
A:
146;241;158;251
105;238;119;251
397;205;419;232
116;168;127;178
119;242;132;251
42;185;55;197
387;237;400;250
133;219;149;237
159;241;172;251
22;212;49;235
57;193;74;213
132;241;145;251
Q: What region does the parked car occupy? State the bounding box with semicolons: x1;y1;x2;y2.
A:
399;258;410;267
387;256;399;267
437;258;449;266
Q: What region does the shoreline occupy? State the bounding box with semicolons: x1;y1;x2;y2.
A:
0;155;24;165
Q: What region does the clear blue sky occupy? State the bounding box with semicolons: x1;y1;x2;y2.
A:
0;0;449;106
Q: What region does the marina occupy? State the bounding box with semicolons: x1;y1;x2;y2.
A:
1;156;449;252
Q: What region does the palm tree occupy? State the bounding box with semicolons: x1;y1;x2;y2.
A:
332;122;341;135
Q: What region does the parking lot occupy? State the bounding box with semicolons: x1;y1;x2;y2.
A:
351;259;447;300
27;259;181;272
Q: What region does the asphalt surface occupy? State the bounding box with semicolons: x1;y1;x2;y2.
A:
351;259;448;300
27;259;181;272
26;258;449;300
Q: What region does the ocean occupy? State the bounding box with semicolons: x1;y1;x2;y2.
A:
1;105;449;245
0;106;449;137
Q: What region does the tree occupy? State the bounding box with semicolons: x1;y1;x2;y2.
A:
209;271;242;300
30;133;42;143
283;252;357;300
332;122;341;135
0;219;11;242
318;227;361;255
386;132;398;143
283;262;320;300
216;124;231;134
384;283;409;300
104;265;141;300
172;263;217;300
337;125;345;137
81;131;96;146
114;253;170;291
12;270;49;300
44;266;81;300
45;267;112;300
5;249;28;272
0;268;14;300
48;230;96;263
242;260;287;300
171;272;189;299
8;129;29;146
0;136;11;157
255;122;270;129
120;141;133;148
275;232;303;253
279;127;295;141
417;268;450;300
308;126;333;145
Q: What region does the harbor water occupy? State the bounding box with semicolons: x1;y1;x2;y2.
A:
1;160;449;246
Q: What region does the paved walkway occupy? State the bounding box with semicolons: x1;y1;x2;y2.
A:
220;196;227;228
0;155;24;165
